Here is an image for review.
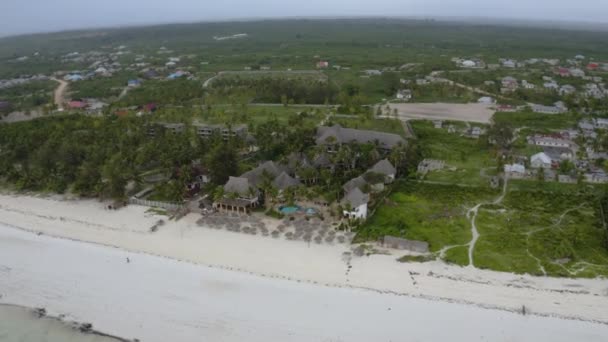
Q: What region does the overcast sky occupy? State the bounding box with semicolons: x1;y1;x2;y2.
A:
2;0;607;37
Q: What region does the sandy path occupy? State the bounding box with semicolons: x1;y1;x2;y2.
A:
0;193;607;325
52;78;68;111
467;176;509;266
383;102;495;123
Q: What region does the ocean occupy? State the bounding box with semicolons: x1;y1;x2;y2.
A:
0;305;123;342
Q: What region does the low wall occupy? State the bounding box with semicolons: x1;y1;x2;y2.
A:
128;197;184;211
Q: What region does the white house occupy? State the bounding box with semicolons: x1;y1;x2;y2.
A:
531;152;552;169
595;118;608;129
396;89;412;101
504;164;526;178
559;84;576;95
530;136;572;148
342;188;369;220
461;60;476;68
521;80;536;89
477;96;495;105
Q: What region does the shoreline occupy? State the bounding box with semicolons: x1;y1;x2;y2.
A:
2;220;607;326
0;192;607;326
3;224;608;342
0;303;131;342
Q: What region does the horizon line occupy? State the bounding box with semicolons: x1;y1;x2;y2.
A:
2;15;608;39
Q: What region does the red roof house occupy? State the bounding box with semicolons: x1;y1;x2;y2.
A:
68;100;88;109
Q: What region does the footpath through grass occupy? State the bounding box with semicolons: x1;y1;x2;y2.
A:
474;189;608;278
354;181;497;254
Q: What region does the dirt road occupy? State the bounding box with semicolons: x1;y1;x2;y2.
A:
381;102;495;123
52;78;68;111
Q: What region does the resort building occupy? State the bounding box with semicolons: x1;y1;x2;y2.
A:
341;188;369;220
316;124;406;152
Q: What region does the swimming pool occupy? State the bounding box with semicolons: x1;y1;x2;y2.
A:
279;206;301;214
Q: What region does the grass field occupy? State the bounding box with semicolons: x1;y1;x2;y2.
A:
410;120;497;187
493;111;580;131
474;189;608;277
354;181;497;253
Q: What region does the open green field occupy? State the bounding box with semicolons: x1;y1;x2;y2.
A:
410;120;497;187
354;181;498;253
474;189;608;277
493;111;580;131
360;178;608;277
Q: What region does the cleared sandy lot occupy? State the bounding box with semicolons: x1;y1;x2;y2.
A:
382;103;495;123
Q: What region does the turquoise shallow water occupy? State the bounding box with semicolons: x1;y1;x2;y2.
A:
0;305;124;342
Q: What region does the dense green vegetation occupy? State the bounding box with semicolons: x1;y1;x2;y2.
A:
475;189;608;277
493;111;580;131
354;181;497;251
410;120;497;186
0;115;230;198
115;79;206;106
211;77;339;104
0;80;56;113
4;19;608;78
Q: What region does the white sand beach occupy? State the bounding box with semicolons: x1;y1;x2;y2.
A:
1;193;608;341
3;224;608;342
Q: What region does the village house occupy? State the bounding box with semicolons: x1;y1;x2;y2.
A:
128;79;141;87
555;67;571;77
467;126;484;139
496;104;517;112
161;123;186;135
68;100;88;110
317;61;329;69
543;146;573;162
531;104;567;114
315;125;406;153
417;159;445;174
341;187;369;220
364;70;382;76
396;89;412;101
501;76;518;92
531;152;552;169
528;135;573;148
521;80;536;89
501;59;517;68
558;174;577;184
504;164;526;179
569;68;585;78
584;172;608;184
559;84;576;96
594;118;608;130
544;81;559;90
477;96;495;105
